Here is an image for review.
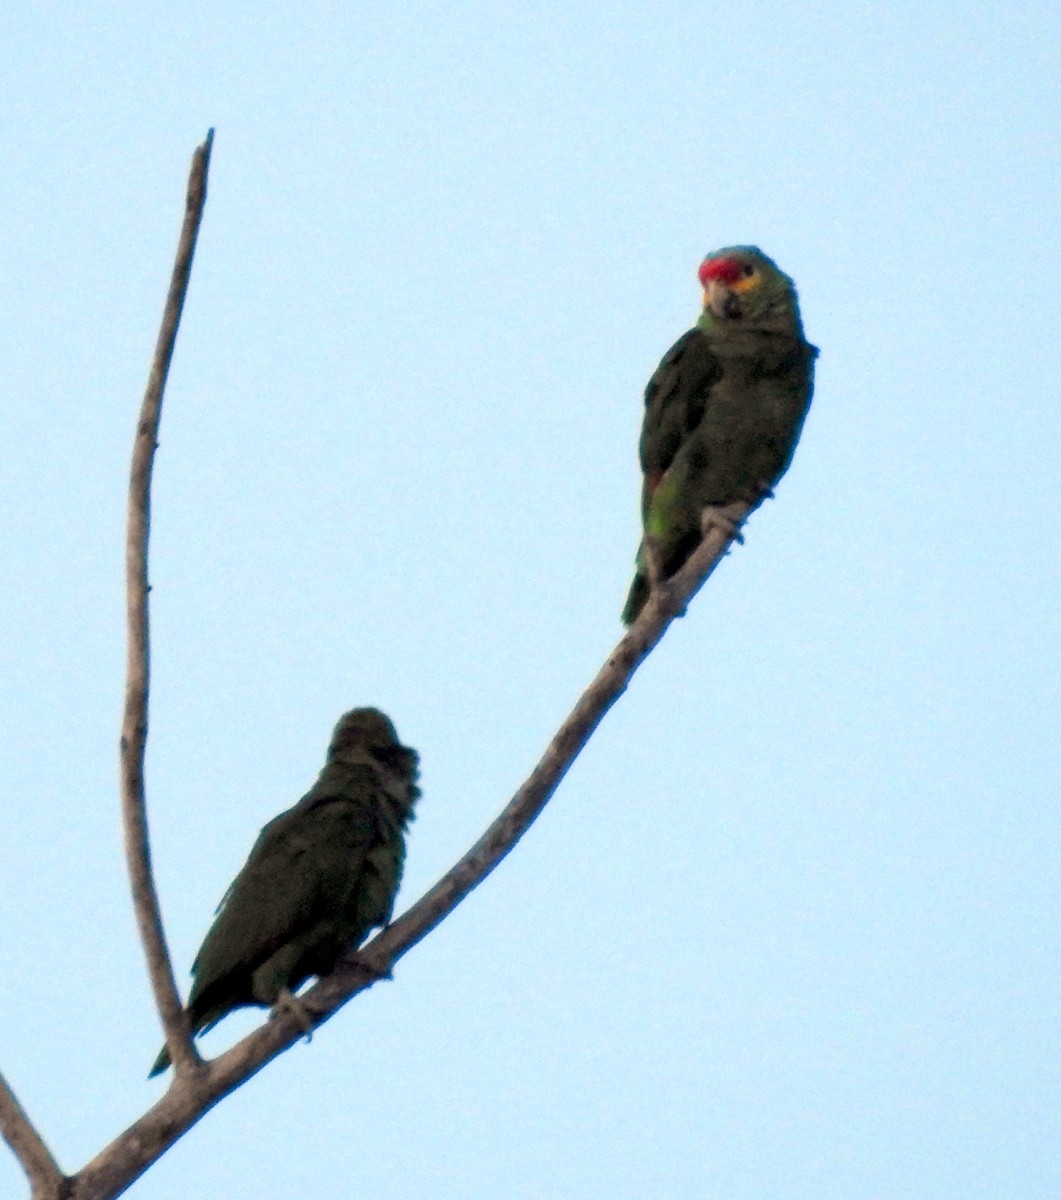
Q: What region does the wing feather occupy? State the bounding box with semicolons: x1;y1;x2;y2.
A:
187;785;376;1020
639;329;722;513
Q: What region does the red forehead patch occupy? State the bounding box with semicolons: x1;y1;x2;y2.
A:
698;255;745;286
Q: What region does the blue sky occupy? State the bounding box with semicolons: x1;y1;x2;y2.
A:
1;3;1059;1197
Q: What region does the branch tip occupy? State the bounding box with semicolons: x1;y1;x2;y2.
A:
120;133;215;1083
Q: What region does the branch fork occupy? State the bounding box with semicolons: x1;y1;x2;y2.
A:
0;131;759;1200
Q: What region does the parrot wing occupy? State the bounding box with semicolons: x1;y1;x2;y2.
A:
188;784;379;1021
639;329;722;513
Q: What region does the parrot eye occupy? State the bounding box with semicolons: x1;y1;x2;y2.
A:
741;263;756;278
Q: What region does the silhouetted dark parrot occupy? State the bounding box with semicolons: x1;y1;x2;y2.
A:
150;707;419;1075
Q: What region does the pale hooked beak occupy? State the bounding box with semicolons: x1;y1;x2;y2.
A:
703;280;742;320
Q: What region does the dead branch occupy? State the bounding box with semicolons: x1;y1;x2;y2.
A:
67;499;752;1200
120;128;215;1081
0;1070;65;1199
5;127;764;1200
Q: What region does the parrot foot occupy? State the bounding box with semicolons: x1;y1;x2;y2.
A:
273;987;315;1042
700;505;745;545
338;949;393;982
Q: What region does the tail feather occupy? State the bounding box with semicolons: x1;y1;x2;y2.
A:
621;571;649;626
148;1043;172;1078
147;995;218;1077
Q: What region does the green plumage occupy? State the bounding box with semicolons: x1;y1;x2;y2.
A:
149;708;419;1076
621;246;817;624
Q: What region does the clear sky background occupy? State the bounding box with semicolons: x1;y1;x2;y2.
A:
1;3;1059;1197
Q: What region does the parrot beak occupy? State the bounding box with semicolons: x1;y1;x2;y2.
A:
704;281;742;320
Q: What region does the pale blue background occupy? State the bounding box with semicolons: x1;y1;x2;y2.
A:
2;3;1059;1197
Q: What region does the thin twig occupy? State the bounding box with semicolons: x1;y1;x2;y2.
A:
0;1069;64;1198
120;129;215;1080
68;500;752;1200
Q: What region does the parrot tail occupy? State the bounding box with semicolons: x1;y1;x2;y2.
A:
621;571;649;626
148;1043;171;1078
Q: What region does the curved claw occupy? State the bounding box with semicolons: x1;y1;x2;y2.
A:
700;505;745;545
273;987;315;1042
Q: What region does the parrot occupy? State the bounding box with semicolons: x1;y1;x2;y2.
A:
149;707;420;1076
621;246;817;625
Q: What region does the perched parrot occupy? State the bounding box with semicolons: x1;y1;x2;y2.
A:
149;707;420;1076
621;246;817;624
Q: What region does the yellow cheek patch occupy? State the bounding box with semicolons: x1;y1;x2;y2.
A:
730;274;761;294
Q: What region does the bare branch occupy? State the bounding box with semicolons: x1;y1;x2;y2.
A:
364;499;755;964
120;129;215;1080
0;1070;64;1199
67;500;753;1200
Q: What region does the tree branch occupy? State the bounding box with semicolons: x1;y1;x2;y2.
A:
120;129;215;1080
0;1070;64;1199
352;499;755;965
68;499;753;1200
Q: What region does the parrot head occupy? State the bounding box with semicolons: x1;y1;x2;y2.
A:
328;707;420;786
697;246;803;333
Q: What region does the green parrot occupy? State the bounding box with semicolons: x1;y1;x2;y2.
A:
621;246;817;625
149;707;419;1076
